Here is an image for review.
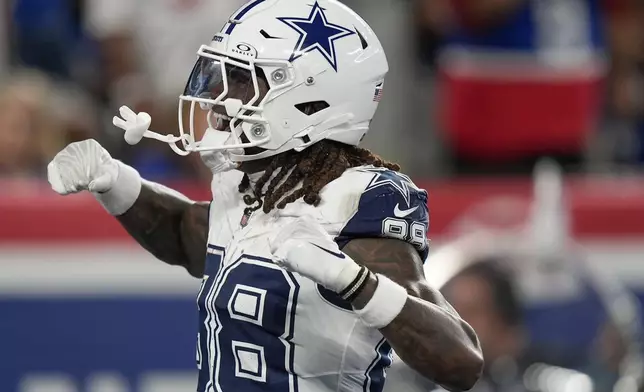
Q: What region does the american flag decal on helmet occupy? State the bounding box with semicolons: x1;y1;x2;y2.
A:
373;82;384;102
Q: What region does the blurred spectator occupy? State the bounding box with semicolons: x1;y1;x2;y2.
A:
616;55;644;164
429;0;643;175
442;260;530;391
0;2;9;76
413;0;452;69
9;0;97;84
0;69;97;178
637;68;644;162
439;259;586;392
0;70;69;177
84;0;245;181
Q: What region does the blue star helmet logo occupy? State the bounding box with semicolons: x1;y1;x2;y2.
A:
278;1;356;72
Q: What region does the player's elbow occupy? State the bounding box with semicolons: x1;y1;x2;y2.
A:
452;331;484;390
432;353;483;391
432;332;484;391
450;348;484;391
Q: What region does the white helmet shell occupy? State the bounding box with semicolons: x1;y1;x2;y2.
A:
176;0;389;161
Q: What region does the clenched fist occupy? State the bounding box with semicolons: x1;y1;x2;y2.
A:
47;139;142;215
47;139;118;195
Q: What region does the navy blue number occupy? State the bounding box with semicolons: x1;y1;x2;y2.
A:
197;248;300;392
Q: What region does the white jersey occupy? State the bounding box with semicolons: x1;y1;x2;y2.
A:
196;166;430;392
383;352;435;392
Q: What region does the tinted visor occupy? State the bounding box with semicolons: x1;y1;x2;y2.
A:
183;56;257;105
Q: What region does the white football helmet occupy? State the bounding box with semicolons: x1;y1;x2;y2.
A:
131;0;388;162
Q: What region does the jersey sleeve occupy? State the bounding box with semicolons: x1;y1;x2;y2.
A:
334;170;430;261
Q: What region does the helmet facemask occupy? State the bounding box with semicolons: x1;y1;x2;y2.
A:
178;45;293;161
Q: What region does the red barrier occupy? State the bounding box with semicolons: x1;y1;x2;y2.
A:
1;177;644;243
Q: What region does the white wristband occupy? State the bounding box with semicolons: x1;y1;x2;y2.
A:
94;161;142;216
354;274;408;329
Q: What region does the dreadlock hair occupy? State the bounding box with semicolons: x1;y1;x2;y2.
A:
238;139;400;215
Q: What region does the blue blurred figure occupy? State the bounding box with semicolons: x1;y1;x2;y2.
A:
11;0;97;82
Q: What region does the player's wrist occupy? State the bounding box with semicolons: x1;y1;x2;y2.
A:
353;274;408;329
93;161;142;216
331;256;363;294
338;264;371;302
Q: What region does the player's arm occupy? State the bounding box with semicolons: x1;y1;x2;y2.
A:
269;180;482;391
47;139;208;278
344;238;483;391
115;183;208;278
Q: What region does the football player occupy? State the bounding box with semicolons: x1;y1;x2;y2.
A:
47;1;483;391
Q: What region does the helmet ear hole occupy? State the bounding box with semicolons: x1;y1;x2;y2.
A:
295;101;330;116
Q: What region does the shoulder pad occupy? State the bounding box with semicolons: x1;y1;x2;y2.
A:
335;168;429;260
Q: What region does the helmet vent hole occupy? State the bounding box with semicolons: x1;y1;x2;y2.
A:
260;29;281;39
355;28;368;49
295;101;330;116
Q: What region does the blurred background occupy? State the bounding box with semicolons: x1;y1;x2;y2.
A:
1;0;644;391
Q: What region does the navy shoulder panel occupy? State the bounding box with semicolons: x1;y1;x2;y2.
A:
335;168;430;260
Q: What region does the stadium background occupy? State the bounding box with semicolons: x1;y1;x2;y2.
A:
1;0;643;391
